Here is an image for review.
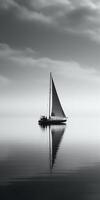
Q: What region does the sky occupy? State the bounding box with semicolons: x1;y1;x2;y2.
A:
0;0;100;117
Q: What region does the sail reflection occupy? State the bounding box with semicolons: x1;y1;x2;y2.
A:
39;124;66;171
49;125;66;170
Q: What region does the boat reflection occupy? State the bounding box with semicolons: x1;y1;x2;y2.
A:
40;124;66;170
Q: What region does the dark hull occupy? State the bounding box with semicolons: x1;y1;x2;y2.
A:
38;118;67;125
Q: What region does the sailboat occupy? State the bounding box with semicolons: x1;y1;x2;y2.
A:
38;73;67;125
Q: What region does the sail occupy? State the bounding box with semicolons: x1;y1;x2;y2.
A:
51;77;66;118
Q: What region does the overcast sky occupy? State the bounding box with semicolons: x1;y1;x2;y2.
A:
1;0;100;117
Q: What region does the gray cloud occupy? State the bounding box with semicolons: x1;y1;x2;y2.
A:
0;0;54;24
0;75;10;85
0;43;100;84
0;43;37;59
1;0;100;42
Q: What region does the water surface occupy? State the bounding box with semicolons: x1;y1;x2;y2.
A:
0;115;100;199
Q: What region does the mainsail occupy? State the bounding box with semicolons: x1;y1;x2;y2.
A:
50;74;66;119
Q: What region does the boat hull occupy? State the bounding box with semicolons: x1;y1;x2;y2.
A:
38;118;67;125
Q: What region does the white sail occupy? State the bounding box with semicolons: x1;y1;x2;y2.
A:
51;76;66;119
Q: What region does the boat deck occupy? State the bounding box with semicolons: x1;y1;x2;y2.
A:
38;118;67;125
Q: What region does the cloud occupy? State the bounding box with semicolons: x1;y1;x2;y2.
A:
37;57;100;85
0;43;37;58
0;43;100;87
0;0;99;42
0;0;53;24
0;0;18;9
17;7;52;24
57;3;100;41
0;75;9;85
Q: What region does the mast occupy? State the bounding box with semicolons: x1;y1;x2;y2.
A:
49;72;52;119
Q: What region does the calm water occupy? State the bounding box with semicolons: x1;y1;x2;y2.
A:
1;115;100;200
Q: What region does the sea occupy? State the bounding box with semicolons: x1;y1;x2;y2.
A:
0;114;100;200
